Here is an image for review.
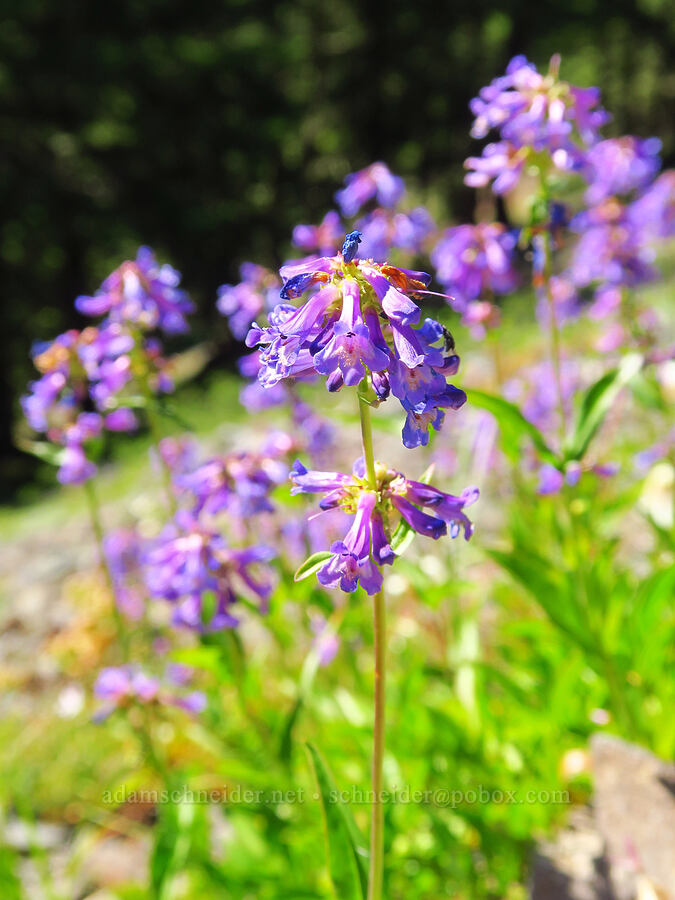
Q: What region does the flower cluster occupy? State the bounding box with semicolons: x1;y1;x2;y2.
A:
76;246;193;334
431;223;518;333
22;247;189;484
145;510;275;631
246;233;466;448
466;55;609;193
217;263;281;340
335;162;405;216
291;458;478;595
21;324;168;483
173;446;288;518
94;664;206;720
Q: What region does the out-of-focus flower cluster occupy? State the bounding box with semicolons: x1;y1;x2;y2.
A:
22;248;191;483
93;664;206;720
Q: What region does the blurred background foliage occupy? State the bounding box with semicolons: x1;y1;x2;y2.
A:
2;0;675;498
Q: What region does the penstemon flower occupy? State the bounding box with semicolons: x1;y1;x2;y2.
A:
335;162;405;216
217;262;281;340
292;210;345;256
466;56;609;193
76;246;194;333
94;664;206;720
145;510;275;631
246;232;467;448
582;136;662;205
431;222;518;332
355;207;435;261
290;458;478;595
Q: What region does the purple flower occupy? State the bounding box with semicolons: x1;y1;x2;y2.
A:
104;408;139;432
291;458;478;594
583;137;662;204
93;665;206;720
104;528;147;620
464;142;527;194
569;199;657;291
335;162;405;216
627;170;675;238
293;211;345;255
431;223;518;315
469;55;608;153
354;208;435;261
76;247;193;333
217;263;281;340
246;237;466;448
145;511;275;631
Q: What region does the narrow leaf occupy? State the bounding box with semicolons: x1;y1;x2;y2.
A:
294;551;333;582
566;353;642;461
469;390;558;465
305;743;369;899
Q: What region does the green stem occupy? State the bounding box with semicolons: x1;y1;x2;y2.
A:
83;478;127;647
541;230;567;442
358;395;386;900
146;400;177;515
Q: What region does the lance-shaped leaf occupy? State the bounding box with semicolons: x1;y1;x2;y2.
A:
565;353;642;462
469;390;559;466
294;551;334;583
305;742;369;899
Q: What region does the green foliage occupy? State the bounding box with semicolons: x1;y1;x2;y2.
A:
305;743;369;899
564;353;643;462
469;389;558;465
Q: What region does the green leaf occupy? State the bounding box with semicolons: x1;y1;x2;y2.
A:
469;390;558;465
150;796;195;900
21;440;66;467
305;743;369;899
294;551;333;582
0;847;23;900
565;353;642;462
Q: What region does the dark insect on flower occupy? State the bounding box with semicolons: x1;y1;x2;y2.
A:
442;326;456;354
341;230;363;263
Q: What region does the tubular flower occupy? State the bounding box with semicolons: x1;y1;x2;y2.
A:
292;211;345;256
431;223;518;331
217;263;281;340
466;56;609;193
21;325;161;483
290;457;478;595
76;246;194;333
144;511;276;631
355;207;435;262
174;448;288;517
583;136;662;205
335;162;405;216
246;233;466;448
93;665;206;720
469;54;609;154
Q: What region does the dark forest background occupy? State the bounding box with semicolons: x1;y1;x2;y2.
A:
2;0;674;499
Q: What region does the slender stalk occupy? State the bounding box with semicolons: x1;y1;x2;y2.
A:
358;395;386;900
146;403;177;515
83;477;127;649
540;230;567;442
368;587;386;900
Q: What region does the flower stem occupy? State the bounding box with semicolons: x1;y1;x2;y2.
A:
368;587;386;900
540;225;567;442
358;394;386;900
83;478;127;648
